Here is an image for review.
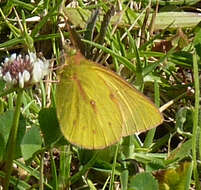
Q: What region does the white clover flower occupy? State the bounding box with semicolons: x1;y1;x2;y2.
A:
31;56;49;83
10;53;17;62
18;72;24;88
23;70;31;82
3;72;12;83
0;52;49;88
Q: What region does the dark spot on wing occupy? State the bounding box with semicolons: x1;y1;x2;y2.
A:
109;93;118;105
108;122;112;127
90;100;97;113
92;129;96;134
110;93;115;100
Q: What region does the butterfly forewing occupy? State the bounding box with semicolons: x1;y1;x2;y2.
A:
56;55;123;149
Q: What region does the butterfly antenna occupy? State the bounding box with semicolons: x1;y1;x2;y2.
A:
65;17;86;55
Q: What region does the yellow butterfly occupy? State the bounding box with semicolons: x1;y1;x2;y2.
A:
56;52;163;149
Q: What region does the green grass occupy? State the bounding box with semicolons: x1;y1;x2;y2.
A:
0;0;201;189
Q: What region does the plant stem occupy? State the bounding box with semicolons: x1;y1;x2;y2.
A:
3;90;23;190
192;51;200;190
143;81;160;148
109;143;119;190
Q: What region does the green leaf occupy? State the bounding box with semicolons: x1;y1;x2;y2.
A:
166;139;192;163
169;51;194;69
194;24;201;57
65;8;201;30
0;80;5;92
0;111;13;147
0;110;26;160
20;126;42;160
128;172;159;190
0;134;5;161
39;108;67;146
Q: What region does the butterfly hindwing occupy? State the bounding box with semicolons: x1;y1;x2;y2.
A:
94;67;163;136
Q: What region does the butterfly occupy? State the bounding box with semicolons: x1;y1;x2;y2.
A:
56;51;163;149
